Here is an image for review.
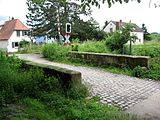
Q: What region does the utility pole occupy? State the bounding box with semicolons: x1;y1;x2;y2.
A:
56;5;62;45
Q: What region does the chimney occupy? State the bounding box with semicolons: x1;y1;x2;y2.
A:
119;20;122;29
116;22;119;30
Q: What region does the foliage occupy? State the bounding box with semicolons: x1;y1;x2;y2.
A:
132;44;160;58
79;40;110;53
142;23;151;41
71;18;107;41
33;0;141;8
106;23;137;54
149;32;160;41
26;0;92;39
19;40;30;48
72;44;79;51
19;44;44;54
132;61;160;80
0;50;7;61
42;43;71;61
0;52;136;120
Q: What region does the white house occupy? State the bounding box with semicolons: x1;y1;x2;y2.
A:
103;20;144;45
0;18;31;53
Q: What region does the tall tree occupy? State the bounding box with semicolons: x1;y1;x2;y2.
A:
32;0;141;8
27;0;103;41
142;23;151;41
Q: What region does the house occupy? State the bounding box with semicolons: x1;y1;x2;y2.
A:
0;18;31;53
103;20;144;45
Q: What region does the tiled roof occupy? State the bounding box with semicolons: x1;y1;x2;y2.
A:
103;20;144;32
0;19;29;41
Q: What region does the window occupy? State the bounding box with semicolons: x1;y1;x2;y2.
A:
12;42;19;48
110;28;113;32
17;31;20;37
22;31;28;36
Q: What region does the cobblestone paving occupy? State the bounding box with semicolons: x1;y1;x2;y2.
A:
17;54;160;110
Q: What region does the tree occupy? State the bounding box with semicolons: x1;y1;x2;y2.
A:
27;0;105;41
26;0;91;38
32;0;141;8
106;23;137;54
142;23;151;41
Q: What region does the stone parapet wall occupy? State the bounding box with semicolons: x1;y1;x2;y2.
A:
69;52;150;68
23;62;82;90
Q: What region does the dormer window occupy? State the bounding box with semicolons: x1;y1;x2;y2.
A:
17;30;20;37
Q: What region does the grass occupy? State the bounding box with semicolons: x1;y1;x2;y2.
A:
0;51;136;120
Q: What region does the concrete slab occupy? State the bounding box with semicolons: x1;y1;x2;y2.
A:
126;90;160;120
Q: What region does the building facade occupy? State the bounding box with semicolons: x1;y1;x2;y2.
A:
0;18;31;53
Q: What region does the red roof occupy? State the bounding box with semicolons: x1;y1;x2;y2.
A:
0;19;29;41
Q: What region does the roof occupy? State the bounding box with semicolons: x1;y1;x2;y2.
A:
103;20;144;32
0;19;29;41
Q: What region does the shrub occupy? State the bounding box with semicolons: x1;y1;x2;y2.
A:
72;44;79;51
19;44;43;54
106;23;137;54
42;43;71;61
0;59;62;106
19;40;30;48
132;45;160;58
132;66;145;78
79;40;110;53
132;58;160;80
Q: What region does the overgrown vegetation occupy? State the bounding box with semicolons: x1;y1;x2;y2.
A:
131;42;160;80
41;39;160;80
42;43;71;61
106;23;137;54
0;51;135;120
78;40;110;53
19;44;44;54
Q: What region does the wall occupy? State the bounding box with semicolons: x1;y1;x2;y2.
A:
23;62;82;90
8;30;31;52
69;52;150;68
0;41;8;51
127;32;144;45
103;22;116;33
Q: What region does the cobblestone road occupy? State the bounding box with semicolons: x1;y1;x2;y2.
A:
17;54;160;110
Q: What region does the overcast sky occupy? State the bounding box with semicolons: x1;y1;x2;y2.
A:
0;0;160;33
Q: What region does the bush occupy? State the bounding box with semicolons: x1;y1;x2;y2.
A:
79;40;110;53
132;45;160;58
72;44;79;51
132;66;145;78
42;43;71;61
19;44;43;54
132;58;160;80
19;40;30;48
106;23;137;54
0;58;63;106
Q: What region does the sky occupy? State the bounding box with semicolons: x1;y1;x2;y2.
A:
0;0;160;33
